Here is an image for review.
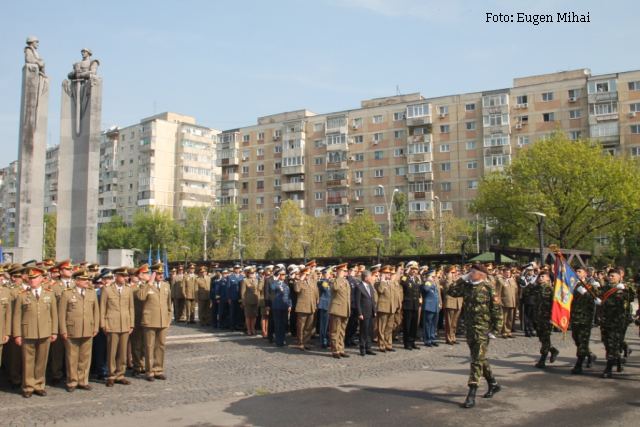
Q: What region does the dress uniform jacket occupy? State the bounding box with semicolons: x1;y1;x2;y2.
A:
400;275;422;310
497;277;518;308
441;277;463;309
13;288;58;338
374;280;397;314
329;277;351;317
240;278;260;306
171;274;185;298
227;273;243;302
100;285;135;332
0;286;11;339
183;275;196;300
137;281;172;328
58;288;100;337
195;276;210;300
392;279;403;310
257;278;266;308
317;280;331;311
294;279;317;313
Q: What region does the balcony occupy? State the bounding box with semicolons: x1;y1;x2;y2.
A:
220;188;239;197
281;146;305;157
288;199;305;209
221;172;239;181
282;131;306;141
326;178;349;188
588;91;618;103
326;161;348;170
332;214;349;224
485;125;510;135
327;196;349;205
326;143;348;152
406;116;432;127
483;145;511;157
216;156;240;167
282;165;305;175
8;187;16;194
482;105;508;116
282;182;305;192
408;153;433;164
139;142;155;153
408;191;434;201
589;114;619;125
326;125;348;135
408;172;434;182
406;134;432;144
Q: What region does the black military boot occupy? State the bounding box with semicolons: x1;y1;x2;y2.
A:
463;385;478;408
602;361;614;378
549;347;560;363
570;357;584;374
616;357;625;373
535;353;547;369
483;379;501;398
623;344;632;358
586;353;597;368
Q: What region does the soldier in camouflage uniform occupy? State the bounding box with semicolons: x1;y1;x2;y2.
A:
600;268;634;378
447;263;503;409
569;266;601;374
618;267;634;359
523;270;559;368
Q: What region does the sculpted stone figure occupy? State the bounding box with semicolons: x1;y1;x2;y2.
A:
24;36;46;75
63;47;101;135
67;47;99;80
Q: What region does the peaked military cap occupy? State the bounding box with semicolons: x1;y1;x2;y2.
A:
150;263;165;273
72;268;91;280
136;264;150;275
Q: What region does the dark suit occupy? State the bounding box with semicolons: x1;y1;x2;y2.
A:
400;274;422;346
355;281;377;351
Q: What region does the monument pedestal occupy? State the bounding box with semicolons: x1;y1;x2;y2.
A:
56;75;102;262
15;65;50;263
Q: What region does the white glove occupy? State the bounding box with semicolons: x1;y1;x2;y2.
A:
462;273;471;281
592;282;600;288
488;332;496;339
616;283;625;290
576;286;586;295
594;298;602;306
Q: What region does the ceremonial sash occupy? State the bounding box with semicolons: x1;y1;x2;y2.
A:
601;287;619;302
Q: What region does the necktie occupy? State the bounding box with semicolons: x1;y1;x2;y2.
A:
81;289;85;299
157;283;161;291
35;289;39;300
118;286;122;296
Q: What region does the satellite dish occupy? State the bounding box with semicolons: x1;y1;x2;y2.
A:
108;125;117;131
584;68;591;76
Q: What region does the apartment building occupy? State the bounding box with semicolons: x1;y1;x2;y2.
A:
44;145;59;214
217;68;640;232
0;161;18;244
98;112;221;227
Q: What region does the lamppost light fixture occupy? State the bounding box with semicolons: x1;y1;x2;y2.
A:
526;211;546;217
458;235;469;241
300;241;310;247
180;246;190;251
373;238;383;245
237;244;246;250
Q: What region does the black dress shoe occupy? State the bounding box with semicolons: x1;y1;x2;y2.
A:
378;349;386;353
33;390;47;396
404;345;413;351
411;343;420;350
333;353;341;359
365;350;376;355
51;378;62;386
97;375;106;381
432;342;439;347
424;343;433;347
386;348;395;352
23;391;32;398
360;350;366;357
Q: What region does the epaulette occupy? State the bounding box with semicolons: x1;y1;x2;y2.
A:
45;288;53;292
401;276;407;281
64;288;74;292
19;290;28;294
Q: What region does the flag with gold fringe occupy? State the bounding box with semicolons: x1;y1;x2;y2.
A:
550;245;579;333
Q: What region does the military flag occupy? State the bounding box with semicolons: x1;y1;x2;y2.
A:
163;246;169;280
147;244;152;266
550;246;579;332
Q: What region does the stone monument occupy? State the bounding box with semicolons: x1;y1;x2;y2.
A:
15;36;51;262
56;47;102;262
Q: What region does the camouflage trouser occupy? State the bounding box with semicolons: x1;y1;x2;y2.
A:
467;339;493;386
535;319;554;355
601;322;625;362
570;323;592;358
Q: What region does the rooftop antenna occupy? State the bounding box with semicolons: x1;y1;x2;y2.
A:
396;85;401;95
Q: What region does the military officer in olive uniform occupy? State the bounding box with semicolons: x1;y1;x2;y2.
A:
100;266;134;387
172;265;186;322
0;267;12;367
195;266;211;326
49;259;75;385
392;263;404;341
240;266;259;336
400;261;422;350
184;263;197;324
13;267;58;398
130;266;147;376
374;266;397;352
294;267;317;350
441;265;463;345
137;263;172;381
58;268;100;392
329;263;351;359
5;265;26;389
496;267;519;338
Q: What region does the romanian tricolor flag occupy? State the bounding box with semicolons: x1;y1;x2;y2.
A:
550;250;579;331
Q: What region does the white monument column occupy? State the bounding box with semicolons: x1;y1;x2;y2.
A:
15;36;50;262
56;47;102;262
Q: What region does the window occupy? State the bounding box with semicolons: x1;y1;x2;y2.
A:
129;144;133;151
542;92;554;102
589;101;618;115
274;179;281;187
315;209;323;217
466;122;476;131
373;115;383;124
394;130;404;139
466;141;477;150
129;158;133;164
408;142;431;154
629;82;640;91
409;201;432;212
128;183;133;190
374;151;383;159
274;162;281;170
326;134;347;145
353;118;363;127
258;132;264;140
313;174;323;183
631;125;640;134
355;153;364;161
439;106;449;115
408;163;431;173
632;147;640;157
518;136;530;145
314;123;323;132
482;94;508;107
315;157;323;165
441;182;451;191
375;187;384;196
256;197;264;205
394;149;404;157
516;95;528;104
468;180;478;190
283;156;304;167
327;116;346;128
257;180;264;189
120;160;124;166
315;140;323;148
630;103;640;112
374;170;384;177
355;171;364;179
242;198;249;206
465;103;476;111
485;155;511;167
517;116;529;124
375;206;384;214
242;135;250;142
440;125;450;133
274;129;282;137
354;135;363;143
355;189;364;197
543;113;555;122
441;163;451;172
440;144;450;152
568;89;580;98
588;79;617;94
406;104;430;118
590;122;619;137
393;112;404;121
374;133;383;141
570;131;582;140
241;166;249;174
395;167;405;175
442;202;452;211
257;164;265;172
274;146;282;154
315;192;324;200
467;161;478;170
569;110;581;119
242;150;249;159
257;148;264;156
483;114;509;127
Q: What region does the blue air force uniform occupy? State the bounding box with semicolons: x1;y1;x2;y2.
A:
421;277;441;345
317;277;332;347
227;268;244;330
271;278;292;346
216;273;229;328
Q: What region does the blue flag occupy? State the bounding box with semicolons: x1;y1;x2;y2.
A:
156;245;161;264
147;244;152;266
163;246;169;280
0;239;4;263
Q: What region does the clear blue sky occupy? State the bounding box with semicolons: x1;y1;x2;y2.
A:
0;0;636;164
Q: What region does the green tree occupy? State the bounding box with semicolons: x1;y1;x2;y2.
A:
304;213;337;257
335;210;383;256
132;208;178;260
470;131;640;249
97;215;138;251
389;192;415;255
209;203;241;260
177;207;206;261
43;212;57;259
272;200;305;258
241;211;271;259
411;211;473;254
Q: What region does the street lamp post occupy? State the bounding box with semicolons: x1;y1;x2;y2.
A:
457;235;469;265
377;185;398;245
180;245;190;270
131;248;141;267
373;238;383;265
526;212;546;265
300;241;310;264
237;244;246;267
434;196;443;254
190;197;218;261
